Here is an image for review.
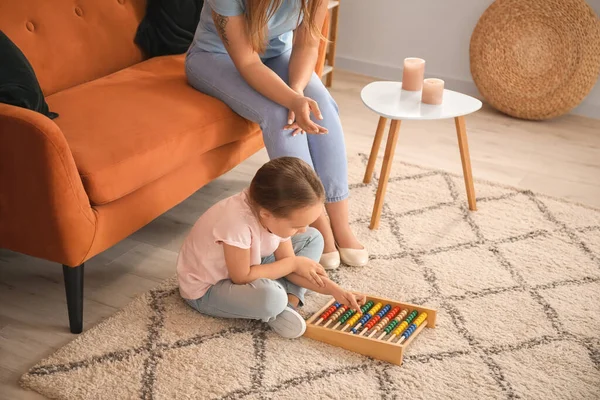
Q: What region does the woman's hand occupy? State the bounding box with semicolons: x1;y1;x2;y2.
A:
332;288;367;311
294;256;327;287
286;91;328;136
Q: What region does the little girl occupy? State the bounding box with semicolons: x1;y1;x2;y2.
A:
177;157;365;338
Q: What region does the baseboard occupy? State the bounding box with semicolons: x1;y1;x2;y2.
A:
335;56;599;120
572;101;600;119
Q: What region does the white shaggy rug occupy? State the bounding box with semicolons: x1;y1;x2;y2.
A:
20;154;600;399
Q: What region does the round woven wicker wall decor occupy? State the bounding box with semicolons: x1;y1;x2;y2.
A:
470;0;600;120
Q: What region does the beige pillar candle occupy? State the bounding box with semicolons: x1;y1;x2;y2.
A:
401;58;425;91
421;78;444;105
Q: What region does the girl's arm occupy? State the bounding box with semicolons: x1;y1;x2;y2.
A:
274;239;363;309
288;0;329;94
223;241;327;286
223;243;296;284
213;12;325;134
274;238;296;260
285;273;366;310
275;239;327;287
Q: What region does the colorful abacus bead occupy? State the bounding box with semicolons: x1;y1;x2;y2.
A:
350;315;372;334
350;302;382;334
360;304;392;335
397;312;428;344
341;301;375;332
341;301;375;331
360;315;380;335
323;305;348;328
320;304;343;326
380;306;401;327
360;300;375;314
333;308;357;330
368;306;400;338
377;309;408;340
342;312;364;332
384;306;401;322
387;310;419;342
322;303;341;319
315;302;341;325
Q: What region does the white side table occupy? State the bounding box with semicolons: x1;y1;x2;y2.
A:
361;81;483;230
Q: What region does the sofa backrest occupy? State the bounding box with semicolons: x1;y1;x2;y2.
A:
0;0;147;96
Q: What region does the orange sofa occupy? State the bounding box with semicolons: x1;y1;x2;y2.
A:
0;0;329;333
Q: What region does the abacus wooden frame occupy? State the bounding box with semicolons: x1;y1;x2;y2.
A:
304;294;437;366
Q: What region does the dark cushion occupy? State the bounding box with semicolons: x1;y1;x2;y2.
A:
135;0;204;58
0;30;57;119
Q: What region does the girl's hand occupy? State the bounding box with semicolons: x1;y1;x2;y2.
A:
332;289;366;311
295;256;327;287
286;95;328;136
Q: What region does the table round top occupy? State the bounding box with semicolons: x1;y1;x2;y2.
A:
361;81;483;120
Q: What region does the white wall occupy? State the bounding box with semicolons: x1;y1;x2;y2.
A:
335;0;600;119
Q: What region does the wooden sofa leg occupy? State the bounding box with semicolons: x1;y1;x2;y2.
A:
62;264;84;334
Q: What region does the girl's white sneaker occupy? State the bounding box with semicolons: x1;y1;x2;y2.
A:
267;306;306;338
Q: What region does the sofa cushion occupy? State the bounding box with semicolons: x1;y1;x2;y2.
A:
46;55;260;205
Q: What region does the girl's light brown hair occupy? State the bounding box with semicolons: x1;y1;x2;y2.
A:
245;0;324;54
249;157;325;218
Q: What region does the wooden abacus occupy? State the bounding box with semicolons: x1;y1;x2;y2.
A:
303;294;437;366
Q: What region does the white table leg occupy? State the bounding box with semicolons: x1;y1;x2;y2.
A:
454;116;477;211
370;119;401;230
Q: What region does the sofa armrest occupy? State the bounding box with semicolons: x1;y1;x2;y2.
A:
0;103;96;266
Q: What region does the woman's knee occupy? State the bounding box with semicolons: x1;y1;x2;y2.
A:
260;104;289;135
294;227;324;261
304;79;339;113
250;279;289;320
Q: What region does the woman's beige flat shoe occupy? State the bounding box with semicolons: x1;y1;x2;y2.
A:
320;251;341;270
338;246;369;267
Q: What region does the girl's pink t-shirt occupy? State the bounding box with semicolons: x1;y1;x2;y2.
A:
176;190;287;300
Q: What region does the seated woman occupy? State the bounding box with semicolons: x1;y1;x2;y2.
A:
185;0;369;269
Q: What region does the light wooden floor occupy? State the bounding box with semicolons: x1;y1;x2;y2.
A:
1;70;599;399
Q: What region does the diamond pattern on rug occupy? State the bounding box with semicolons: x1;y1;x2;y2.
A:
497;232;600;286
262;366;383;400
581;229;600;258
262;334;366;386
348;184;378;222
454;290;556;347
385;173;454;215
471;193;557;242
335;258;431;301
153;332;256;399
20;155;600;400
539;281;600;338
542;198;600;230
352;220;403;257
395;204;479;252
491;341;600;399
388;353;506;400
22;352;147;400
400;300;471;356
35;294;155;363
422;245;517;298
449;175;517;203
